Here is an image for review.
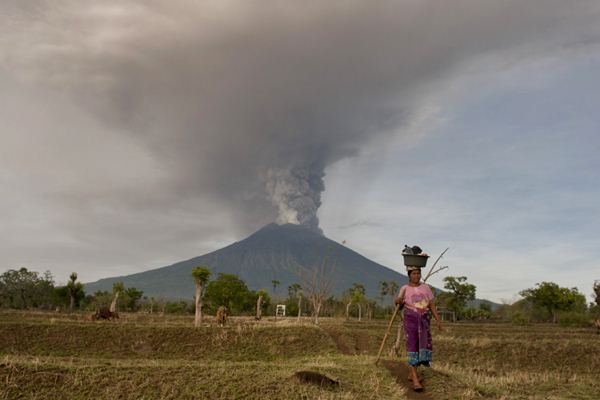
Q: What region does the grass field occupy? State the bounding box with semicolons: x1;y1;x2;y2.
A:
1;311;599;399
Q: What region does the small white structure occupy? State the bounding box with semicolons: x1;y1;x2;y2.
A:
275;304;286;317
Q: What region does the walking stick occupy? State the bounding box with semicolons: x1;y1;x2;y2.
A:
375;303;401;365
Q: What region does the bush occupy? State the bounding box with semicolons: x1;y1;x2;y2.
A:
557;311;591;327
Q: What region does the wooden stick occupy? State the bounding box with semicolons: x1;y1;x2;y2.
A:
423;247;449;282
375;303;401;365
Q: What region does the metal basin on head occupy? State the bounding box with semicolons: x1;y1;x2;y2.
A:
402;254;429;268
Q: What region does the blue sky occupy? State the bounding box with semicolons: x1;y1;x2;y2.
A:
321;54;600;302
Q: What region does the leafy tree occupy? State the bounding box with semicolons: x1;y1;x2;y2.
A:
110;282;125;312
0;268;55;309
123;287;144;311
520;282;587;323
594;280;600;307
66;273;84;312
205;273;253;314
443;276;476;318
191;266;211;326
344;283;366;321
286;283;303;319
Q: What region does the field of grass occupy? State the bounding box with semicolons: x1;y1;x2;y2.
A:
2;310;599;399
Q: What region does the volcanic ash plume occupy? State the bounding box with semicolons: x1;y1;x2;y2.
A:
265;166;324;234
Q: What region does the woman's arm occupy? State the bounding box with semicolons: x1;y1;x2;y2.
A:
429;301;443;331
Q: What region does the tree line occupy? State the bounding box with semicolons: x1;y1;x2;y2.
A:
1;267;598;326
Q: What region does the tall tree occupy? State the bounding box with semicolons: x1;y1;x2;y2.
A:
443;276;476;318
191;267;211;327
593;280;600;307
110;282;124;313
520;282;587;323
379;281;389;307
288;283;303;321
66;272;84;312
271;279;280;296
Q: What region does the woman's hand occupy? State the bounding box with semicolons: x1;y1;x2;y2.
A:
437;320;443;332
394;296;404;306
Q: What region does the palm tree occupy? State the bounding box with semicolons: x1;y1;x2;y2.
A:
66;272;83;312
271;279;280;296
191;267;211;327
110;282;124;313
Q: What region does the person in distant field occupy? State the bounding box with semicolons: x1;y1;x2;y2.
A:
395;266;442;392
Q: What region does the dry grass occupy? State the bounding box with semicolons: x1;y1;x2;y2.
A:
2;311;599;399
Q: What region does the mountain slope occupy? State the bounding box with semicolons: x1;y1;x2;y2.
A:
84;223;409;299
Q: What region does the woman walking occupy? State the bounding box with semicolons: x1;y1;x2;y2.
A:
395;266;442;392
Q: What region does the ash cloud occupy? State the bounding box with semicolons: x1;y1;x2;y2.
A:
1;0;600;236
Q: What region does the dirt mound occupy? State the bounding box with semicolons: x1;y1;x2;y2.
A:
293;371;340;388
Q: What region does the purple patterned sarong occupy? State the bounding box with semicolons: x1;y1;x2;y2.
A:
403;307;432;367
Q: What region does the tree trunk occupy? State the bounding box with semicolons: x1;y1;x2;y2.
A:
313;302;322;324
69;294;75;313
194;284;203;327
345;302;351;321
297;295;302;322
110;292;120;313
256;295;263;320
358;303;362;321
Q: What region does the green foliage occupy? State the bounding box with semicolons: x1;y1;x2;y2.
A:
0;268;55;309
205;273;254;313
442;276;476;318
123;287;144;311
556;311;591;327
520;282;587;323
164;300;194;314
593;280;600;308
191;267;211;285
112;281;125;294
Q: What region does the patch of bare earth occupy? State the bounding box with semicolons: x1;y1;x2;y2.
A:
324;326;432;399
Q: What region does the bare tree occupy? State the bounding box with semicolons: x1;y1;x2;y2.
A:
191;267;211;327
297;247;337;325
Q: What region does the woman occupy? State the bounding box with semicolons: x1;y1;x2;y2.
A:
395;266;442;392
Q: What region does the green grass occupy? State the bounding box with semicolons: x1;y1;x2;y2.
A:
2;311;600;399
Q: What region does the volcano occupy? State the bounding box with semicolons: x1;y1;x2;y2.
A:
84;223;409;299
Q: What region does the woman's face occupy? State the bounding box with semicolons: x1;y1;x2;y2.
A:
409;269;421;284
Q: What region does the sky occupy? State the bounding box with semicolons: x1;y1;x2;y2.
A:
1;1;599;303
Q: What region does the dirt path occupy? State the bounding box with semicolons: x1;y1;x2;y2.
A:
380;360;433;400
323;327;433;399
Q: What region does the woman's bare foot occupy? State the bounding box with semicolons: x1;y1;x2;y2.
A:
413;382;424;392
409;365;423;391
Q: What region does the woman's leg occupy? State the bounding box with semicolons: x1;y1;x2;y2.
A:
409;365;423;390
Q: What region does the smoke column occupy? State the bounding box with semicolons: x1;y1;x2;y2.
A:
2;0;599;234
